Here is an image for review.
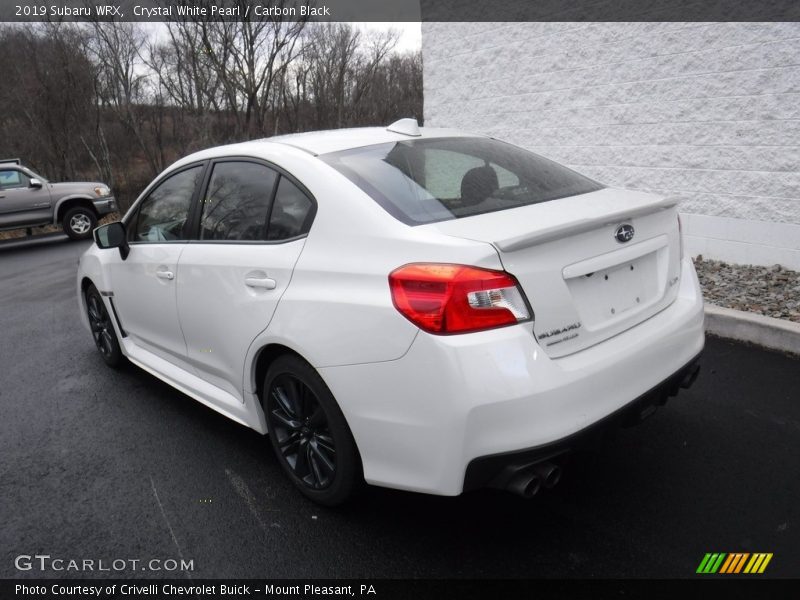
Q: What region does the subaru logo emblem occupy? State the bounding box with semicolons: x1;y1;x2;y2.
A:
615;224;635;243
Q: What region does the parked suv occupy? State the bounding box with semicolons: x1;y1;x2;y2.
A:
0;159;116;240
77;120;704;505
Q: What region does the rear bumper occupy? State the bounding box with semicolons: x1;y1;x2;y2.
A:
319;257;705;496
463;352;701;491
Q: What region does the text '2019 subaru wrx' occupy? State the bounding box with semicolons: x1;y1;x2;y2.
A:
78;119;704;505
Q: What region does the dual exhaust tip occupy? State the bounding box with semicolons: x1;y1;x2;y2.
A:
504;461;562;499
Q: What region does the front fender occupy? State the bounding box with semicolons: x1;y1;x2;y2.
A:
54;195;96;224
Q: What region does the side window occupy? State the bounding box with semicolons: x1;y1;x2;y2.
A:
0;169;23;190
200;162;278;241
267;177;314;241
131;166;202;242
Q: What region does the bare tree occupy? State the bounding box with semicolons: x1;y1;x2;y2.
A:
0;23;97;180
185;1;308;139
87;20;168;176
0;18;422;209
302;24;400;129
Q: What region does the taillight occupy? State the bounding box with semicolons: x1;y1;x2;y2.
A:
388;263;531;334
677;214;684;259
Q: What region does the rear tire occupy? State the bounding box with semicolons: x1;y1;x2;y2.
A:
85;284;123;368
63;206;97;240
263;355;361;506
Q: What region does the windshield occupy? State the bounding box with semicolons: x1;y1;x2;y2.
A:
320;137;603;225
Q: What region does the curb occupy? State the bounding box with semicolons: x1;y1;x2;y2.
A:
704;304;800;356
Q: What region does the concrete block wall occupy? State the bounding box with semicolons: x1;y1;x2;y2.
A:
422;22;800;269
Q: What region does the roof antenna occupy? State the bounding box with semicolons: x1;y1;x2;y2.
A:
387;118;421;137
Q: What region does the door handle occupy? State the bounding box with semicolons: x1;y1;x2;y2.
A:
156;270;175;280
245;276;276;290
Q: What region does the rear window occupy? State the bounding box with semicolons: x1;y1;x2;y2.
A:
320;137;603;225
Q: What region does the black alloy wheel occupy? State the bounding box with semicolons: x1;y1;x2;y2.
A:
269;374;337;489
85;284;123;367
264;355;360;505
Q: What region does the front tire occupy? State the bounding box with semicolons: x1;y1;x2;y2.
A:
263;355;361;506
85;284;123;368
63;206;97;240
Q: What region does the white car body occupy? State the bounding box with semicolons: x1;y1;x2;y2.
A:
78;121;705;498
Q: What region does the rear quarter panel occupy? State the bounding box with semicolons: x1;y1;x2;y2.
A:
241;153;505;392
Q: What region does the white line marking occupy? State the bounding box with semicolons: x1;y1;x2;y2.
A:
150;476;192;581
225;468;279;531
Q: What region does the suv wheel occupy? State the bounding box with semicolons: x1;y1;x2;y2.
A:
263;355;361;506
85;284;123;367
63;206;97;240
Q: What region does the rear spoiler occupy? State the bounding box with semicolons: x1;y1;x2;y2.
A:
0;158;21;165
495;196;679;252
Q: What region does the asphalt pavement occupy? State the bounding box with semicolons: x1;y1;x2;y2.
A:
1;234;798;579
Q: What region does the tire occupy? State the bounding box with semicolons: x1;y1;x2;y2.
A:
263;355;361;506
63;206;97;240
85;284;124;368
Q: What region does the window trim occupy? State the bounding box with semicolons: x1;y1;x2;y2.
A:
124;161;209;245
185;155;318;246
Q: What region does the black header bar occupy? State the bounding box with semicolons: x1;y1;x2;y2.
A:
1;0;799;23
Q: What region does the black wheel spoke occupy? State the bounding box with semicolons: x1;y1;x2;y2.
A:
278;434;302;460
315;433;336;454
270;407;302;431
309;439;335;475
278;430;301;449
100;331;114;356
294;438;311;477
272;386;299;419
88;303;102;323
308;449;324;487
289;378;307;419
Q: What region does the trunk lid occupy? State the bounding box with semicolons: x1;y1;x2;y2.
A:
422;188;683;357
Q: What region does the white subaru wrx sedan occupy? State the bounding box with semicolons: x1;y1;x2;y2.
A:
78;119;704;505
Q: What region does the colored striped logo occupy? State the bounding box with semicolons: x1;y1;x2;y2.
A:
696;553;773;574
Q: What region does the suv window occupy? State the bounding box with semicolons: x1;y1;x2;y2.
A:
267;177;314;241
130;166;203;242
0;169;25;190
321;137;602;225
200;161;278;241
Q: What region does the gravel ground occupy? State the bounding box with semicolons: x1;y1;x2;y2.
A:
694;256;800;323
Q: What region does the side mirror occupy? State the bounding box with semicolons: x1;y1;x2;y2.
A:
29;178;43;188
94;221;130;260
